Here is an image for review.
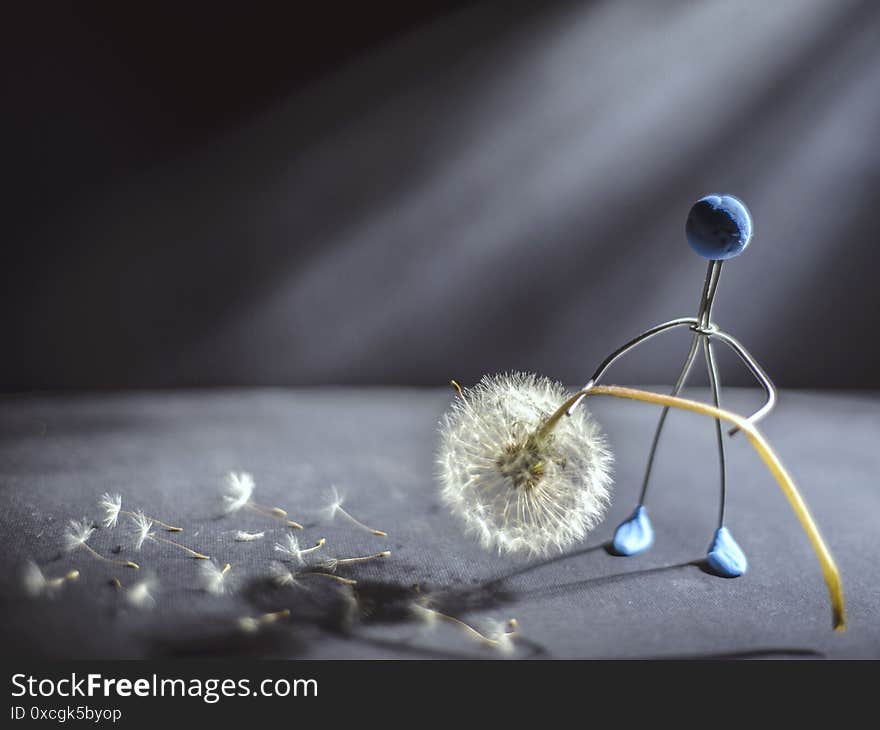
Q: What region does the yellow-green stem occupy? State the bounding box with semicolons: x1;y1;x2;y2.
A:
545;384;845;632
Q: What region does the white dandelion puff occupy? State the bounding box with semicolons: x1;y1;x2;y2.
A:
234;530;265;542
222;471;303;529
64;517;139;569
199;561;234;595
99;492;181;532
437;372;613;557
22;561;80;597
322;485;387;537
274;535;325;566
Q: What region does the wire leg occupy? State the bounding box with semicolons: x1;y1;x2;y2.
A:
704;337;727;528
638;333;701;504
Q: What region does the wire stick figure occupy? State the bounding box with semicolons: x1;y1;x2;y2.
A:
568;194;777;577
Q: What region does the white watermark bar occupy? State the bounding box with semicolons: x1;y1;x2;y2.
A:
10;672;317;705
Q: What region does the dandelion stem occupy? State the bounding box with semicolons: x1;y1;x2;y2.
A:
552;383;846;632
246;502;303;529
81;542;139;569
337;507;387;537
120;509;181;532
151;535;210;560
450;380;464;399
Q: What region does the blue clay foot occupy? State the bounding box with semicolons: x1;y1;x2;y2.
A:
705;526;747;578
611;506;654;556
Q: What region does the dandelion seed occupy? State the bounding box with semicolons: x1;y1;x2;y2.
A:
234;530;265;542
322;485;387;537
338;584;360;627
129;511;209;559
23;561;47;597
318;550;390;573
237;609;289;634
22;561;79;597
274;535;326;566
238;616;259;633
100;493;123;529
222;472;254;513
269;558;355;588
63;517;95;552
268;561;300;588
99;492;182;531
437;372;613;557
199;561;233;595
413;600;518;653
125;576;158;609
63;517;139;569
484;618;519;654
222;472;303;529
132;511;153;551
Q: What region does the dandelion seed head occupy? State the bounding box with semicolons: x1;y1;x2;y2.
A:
199;561;233;595
63;518;95;552
131;510;154;551
99;492;123;529
437;372;613;557
223;471;255;513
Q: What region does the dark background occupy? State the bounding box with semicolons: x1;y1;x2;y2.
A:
4;0;879;392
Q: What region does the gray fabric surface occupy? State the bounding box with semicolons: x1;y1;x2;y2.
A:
0;387;877;659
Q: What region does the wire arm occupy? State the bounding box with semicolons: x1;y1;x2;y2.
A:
566;317;700;415
709;330;777;435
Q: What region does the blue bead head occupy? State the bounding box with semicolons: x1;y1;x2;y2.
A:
685;194;753;260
